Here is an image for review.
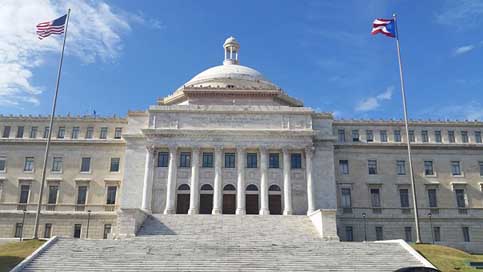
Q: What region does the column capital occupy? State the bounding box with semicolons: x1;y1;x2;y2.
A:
282;147;290;153
168;145;177;152
236;145;246;152
305;145;315;156
146;145;155;153
192;146;201;153
259;146;269;153
214;145;223;152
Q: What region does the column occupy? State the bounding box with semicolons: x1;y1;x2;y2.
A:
212;146;223;215
236;146;246;215
306;146;315;214
259;147;269;215
141;146;155;211
282;148;293;215
188;147;200;215
164;146;177;214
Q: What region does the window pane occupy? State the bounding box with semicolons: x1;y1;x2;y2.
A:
375;226;383;240
48;185;58;204
462;227;470;242
461;131;468;143
2;126;11;138
14;223;23;238
404;227;412;242
86;127;93;139
408;130;415;142
428;189;438;208
110;158;120;172
448;131;455;143
399;189;409;208
396;160;406;175
422;130;428;142
57;127;65;138
77;186;87;205
345;226;353;241
394;130;401;142
352;130;359;142
74;224;82;238
366;130;373;142
103;224;112;239
424;161;433;175
246;153;257;168
341;188;351;208
338;129;345;143
451;161;461;176
435;131;442;143
44;223;52;238
72;127;80;139
16;126;24;138
19;185;30;204
455;189;466;208
202;152;214;168
224;153;235;168
114;128;122;139
433;227;441;242
180;152;191;168
290;153;302;169
106;186;117;205
370;188;381;207
475;131;482;143
368;160;377;175
30;127;38;138
380;130;387;142
52;157;62;172
158;152;169;167
24;157;34;172
81;157;91;172
43;127;50;138
269;153;279;168
100;127;108;139
0;158;6;171
339;160;349;175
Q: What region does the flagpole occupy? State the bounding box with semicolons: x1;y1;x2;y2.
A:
393;13;422;243
33;8;71;239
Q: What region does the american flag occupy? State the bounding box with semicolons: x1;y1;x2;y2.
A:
36;14;67;40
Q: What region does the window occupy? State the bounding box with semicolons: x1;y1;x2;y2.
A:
224;153;235;168
0;157;6;172
396;160;406;175
80;157;91;172
421;130;428;142
368;160;377;175
103;224;112;239
435;130;442;143
462;227;470;242
24;157;34;172
375;226;384;241
291;153;302;169
339;160;349;175
341;188;352;208
380;130;387;142
106;186;117;205
394;130;401;142
352;130;359;142
110;158;120;172
19;185;30;204
100;127;108;139
48;185;58;204
448;131;455;143
451;161;461;176
338;129;345;143
370;188;381;208
14;223;23;238
157;152;169;167
202;152;214;168
455;189;466;208
44;223;52;238
269;153;279;168
16;126;24;138
404;227;412;242
475;131;482;143
433;227;441;242
345;226;353;241
461;131;468;143
114;127;122;139
77;186;87;205
71;127;80;139
57;126;65;138
179;152;191;168
52;157;63;172
366;130;373;142
246;153;257;168
428;189;438;208
30;127;38;138
2;126;11;138
43;126;50;138
424;161;434;176
399;189;410;208
73;224;82;238
408;130;415;142
85;127;94;139
479;161;483;176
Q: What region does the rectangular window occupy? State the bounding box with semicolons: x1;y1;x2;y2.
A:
43;126;50;138
224;153;235;168
399;189;410;208
461;131;468;143
100;127;108;139
71;127;80;139
106;186;117;205
421;130;429;142
246;153;258;168
394;130;401;142
57;126;65;138
448;131;455;143
80;157;91;172
475;131;482;143
424;161;434;176
396;160;406;175
352;130;359;142
380;130;387;142
103;224;112;239
345;226;353;241
48;185;58;204
85;127;94;139
179;152;191;168
339;160;349;175
30;127;38;138
19;185;30;204
433;227;441;242
14;223;23;238
0;157;6;172
2;126;11;138
428;189;438;208
455;189;466;208
52;157;63;172
269;153;279;168
16;126;24;138
341;188;352;208
77;186;87;205
202;152;214;168
157;152;169;167
366;130;373;142
408;130;415;142
479;161;483;176
114;127;122;139
435;130;442;143
73;224;82;238
291;153;302;169
24;157;34;172
44;223;52;238
462;227;470;242
110;158;120;172
370;188;381;208
404;227;412;242
375;226;384;241
368;160;377;175
451;161;461;176
338;129;345;143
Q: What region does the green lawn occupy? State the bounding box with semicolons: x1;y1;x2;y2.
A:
0;240;44;272
413;244;483;272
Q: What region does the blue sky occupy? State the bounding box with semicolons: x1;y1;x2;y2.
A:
2;0;483;120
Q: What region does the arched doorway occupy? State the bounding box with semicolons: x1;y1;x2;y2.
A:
199;184;213;214
245;184;259;215
222;184;236;214
268;185;282;215
176;184;190;214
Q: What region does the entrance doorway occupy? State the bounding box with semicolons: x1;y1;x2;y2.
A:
222;184;236;214
176;184;190;214
268;185;282;215
199;184;213;214
245;184;259;215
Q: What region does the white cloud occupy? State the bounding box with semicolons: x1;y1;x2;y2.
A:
355;86;393;112
454;45;475;55
436;0;483;30
0;0;137;108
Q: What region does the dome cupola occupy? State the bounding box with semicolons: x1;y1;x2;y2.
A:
223;36;240;65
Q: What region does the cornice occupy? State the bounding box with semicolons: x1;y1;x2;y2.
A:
148;104;314;114
334;119;483;127
142;128;315;138
0;114;127;123
0;139;125;145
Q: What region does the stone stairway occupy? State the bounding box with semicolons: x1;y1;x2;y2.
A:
22;214;429;271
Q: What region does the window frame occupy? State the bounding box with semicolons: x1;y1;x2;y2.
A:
339;160;349;175
2;126;11;138
246;153;258;169
224;152;236;168
268;153;280;169
71;127;80;139
24;157;34;172
114;127;122;139
427;188;438;208
85;127;94;139
340;188;352;208
16;126;24;138
29;126;38;139
368;160;377;175
394;130;401;142
352;129;359;142
99;127;108;139
157;152;169;167
434;130;442;143
47;185;59;205
57;126;65;139
110;157;120;172
366;130;374;142
451;161;461;176
338;129;345;143
290;153;302;169
202;152;214;168
106;185;117;205
51;157;63;173
179;152;191;168
424;160;434;176
399;188;410;208
370;188;381;208
380;130;387;142
80;157;91;173
0;156;6;172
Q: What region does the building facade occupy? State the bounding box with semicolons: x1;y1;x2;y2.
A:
0;37;481;252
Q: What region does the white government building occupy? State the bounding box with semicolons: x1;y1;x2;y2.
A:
0;37;482;256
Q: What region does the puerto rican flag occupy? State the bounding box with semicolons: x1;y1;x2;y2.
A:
371;18;396;38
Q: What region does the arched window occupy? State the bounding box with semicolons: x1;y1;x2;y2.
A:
269;185;281;191
246;184;258;191
223;184;236;191
178;184;190;191
200;184;213;191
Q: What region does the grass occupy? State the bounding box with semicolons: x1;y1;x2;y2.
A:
413;244;483;272
0;239;45;272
